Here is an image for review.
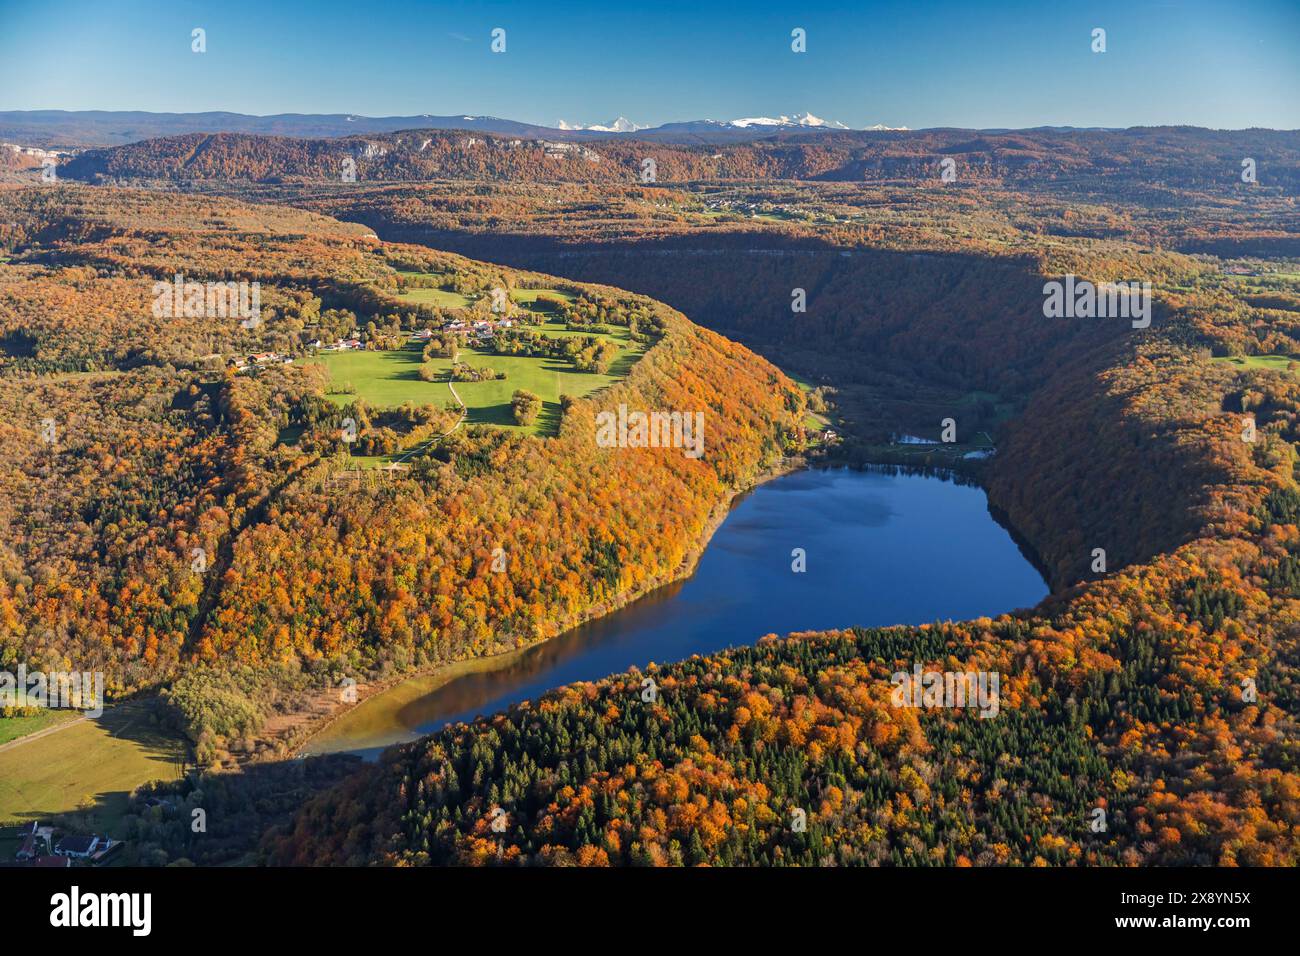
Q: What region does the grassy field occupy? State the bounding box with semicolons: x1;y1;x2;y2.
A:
1213;354;1300;378
0;709;77;746
393;275;578;313
510;287;578;307
308;319;645;438
0;703;184;832
395;286;476;309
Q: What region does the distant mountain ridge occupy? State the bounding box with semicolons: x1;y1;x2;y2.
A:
2;109;888;148
56;125;1300;194
557;112;858;133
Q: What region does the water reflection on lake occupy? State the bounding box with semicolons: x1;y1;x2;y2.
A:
305;467;1048;759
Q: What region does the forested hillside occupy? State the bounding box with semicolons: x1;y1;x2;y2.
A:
271;293;1300;866
224;146;1296;589
230;127;1300;867
0;184;806;763
61;127;1300;195
9;120;1300;867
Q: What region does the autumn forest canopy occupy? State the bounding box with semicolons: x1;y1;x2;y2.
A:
2;121;1300;870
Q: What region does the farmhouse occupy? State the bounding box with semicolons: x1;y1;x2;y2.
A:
55;834;101;858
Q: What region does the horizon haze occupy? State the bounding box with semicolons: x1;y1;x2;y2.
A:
2;0;1299;130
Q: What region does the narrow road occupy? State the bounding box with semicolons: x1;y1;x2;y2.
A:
0;715;88;754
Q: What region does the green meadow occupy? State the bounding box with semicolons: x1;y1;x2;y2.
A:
1213;354;1300;379
0;703;184;832
394;286;476;309
0;709;76;746
392;274;579;313
307;318;645;438
509;287;578;307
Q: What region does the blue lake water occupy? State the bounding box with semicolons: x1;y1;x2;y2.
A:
307;467;1048;759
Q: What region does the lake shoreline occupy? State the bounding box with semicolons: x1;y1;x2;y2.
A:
288;451;810;759
0;451;812;825
0;452;1048;783
296;457;1051;759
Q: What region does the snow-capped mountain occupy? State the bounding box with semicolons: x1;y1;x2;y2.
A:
557;112;856;135
556;117;644;133
723;112;849;130
0;109;914;148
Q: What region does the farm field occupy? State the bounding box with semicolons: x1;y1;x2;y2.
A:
0;702;184;832
510;287;578;307
392;274;578;313
0;708;77;746
307;318;646;438
394;285;475;308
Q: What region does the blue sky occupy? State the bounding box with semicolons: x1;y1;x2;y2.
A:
2;0;1297;129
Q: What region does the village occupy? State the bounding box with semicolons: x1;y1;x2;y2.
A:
230;310;523;374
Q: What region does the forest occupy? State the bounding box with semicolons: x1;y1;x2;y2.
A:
0;184;807;770
269;270;1300;865
221;128;1300;867
61;127;1300;196
4;121;1300;867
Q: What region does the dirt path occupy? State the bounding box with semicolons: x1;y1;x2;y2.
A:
0;714;87;754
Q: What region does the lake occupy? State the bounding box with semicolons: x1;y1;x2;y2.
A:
304;467;1048;759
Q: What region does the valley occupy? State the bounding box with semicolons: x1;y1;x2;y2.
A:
303;467;1049;760
7;8;1300;951
2;123;1299;869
